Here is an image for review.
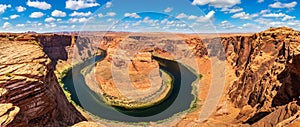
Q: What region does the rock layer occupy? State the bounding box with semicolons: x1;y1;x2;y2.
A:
0;40;86;126
226;27;300;125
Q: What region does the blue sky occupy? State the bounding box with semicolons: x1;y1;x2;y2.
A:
0;0;299;33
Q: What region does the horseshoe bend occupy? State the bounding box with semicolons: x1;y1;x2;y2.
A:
1;27;300;126
86;51;174;109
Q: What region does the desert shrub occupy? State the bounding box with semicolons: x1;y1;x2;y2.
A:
29;40;39;45
4;72;12;77
198;74;203;79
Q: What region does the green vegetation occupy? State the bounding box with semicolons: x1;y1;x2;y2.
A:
56;67;80;108
189;97;202;113
58;68;71;80
187;71;202;115
198;74;203;79
4;72;12;77
29;40;40;46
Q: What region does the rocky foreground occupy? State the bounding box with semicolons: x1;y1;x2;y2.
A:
0;27;300;126
192;27;300;127
0;40;86;126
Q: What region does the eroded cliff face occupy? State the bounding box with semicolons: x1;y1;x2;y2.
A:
0;40;86;126
35;34;74;66
1;27;300;126
224;27;300;126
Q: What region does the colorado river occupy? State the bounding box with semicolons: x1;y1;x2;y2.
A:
62;51;198;122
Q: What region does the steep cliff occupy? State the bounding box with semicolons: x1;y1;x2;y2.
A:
0;40;86;126
225;27;300;126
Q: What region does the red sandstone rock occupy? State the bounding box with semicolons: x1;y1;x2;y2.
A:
0;40;86;126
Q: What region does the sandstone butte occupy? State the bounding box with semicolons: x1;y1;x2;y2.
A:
0;27;299;126
84;51;173;109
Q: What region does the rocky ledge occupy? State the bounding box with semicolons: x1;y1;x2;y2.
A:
0;40;86;126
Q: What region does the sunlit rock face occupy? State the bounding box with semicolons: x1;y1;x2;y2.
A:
0;38;86;127
225;27;300;126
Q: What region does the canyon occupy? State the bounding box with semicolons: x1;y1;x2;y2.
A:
0;27;299;126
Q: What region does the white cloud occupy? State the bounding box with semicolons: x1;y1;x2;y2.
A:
231;12;258;19
258;0;264;3
106;12;116;17
107;18;114;22
2;17;9;20
69;18;78;23
71;25;76;28
255;18;297;27
70;11;92;17
262;13;286;18
27;0;51;10
16;6;26;12
188;15;198;20
78;18;89;23
175;23;187;28
242;23;255;27
10;14;20;19
161;18;168;24
3;22;10;29
166;20;175;26
69;17;90;23
254;18;271;25
219;20;235;29
269;21;284;26
105;2;112;8
143;17;159;26
29;22;43;28
221;7;243;13
285;20;300;27
98;13;104;18
197;10;215;22
132;20;142;26
192;0;241;8
239;23;261;29
262;12;295;21
124;13;141;18
269;1;297;8
175;11;215;22
45;23;57;28
0;4;11;14
16;24;25;27
282;15;295;21
59;26;69;29
51;10;66;17
45;17;56;22
29;12;44;18
260;9;270;14
176;13;188;19
164;7;173;13
66;0;100;10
